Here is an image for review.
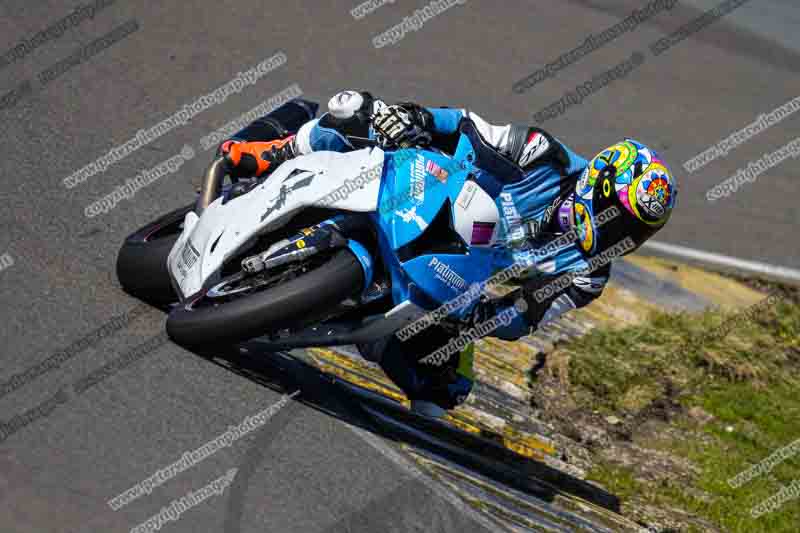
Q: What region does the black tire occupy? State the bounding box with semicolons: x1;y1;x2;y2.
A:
166;249;364;347
116;203;194;306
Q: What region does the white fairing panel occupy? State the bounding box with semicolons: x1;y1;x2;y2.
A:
452;180;501;248
168;148;384;300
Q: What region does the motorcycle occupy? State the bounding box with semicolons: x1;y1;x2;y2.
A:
117;99;516;350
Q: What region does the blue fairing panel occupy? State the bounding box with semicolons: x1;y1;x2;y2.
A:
376;149;468;250
402;250;498;314
371;134;510;312
346;239;374;292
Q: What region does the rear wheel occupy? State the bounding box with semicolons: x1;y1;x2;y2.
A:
116;204;193;306
166;249;364;347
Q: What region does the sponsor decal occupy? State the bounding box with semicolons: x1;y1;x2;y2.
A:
527;193;562;238
500;192;525;242
260;170;316;222
500;192;520;221
428;257;466;291
558;195;574;230
425;159;448;183
395;206;428;231
176;240;200;280
410;154;426;205
635;166;672;220
519;132;550;167
457;181;478;210
471;222;495;245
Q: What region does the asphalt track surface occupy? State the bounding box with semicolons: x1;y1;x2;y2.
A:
0;1;798;532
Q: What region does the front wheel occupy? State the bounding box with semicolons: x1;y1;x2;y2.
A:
116;203;194;307
166;249;365;347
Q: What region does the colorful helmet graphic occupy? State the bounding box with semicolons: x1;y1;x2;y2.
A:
573;139;676;255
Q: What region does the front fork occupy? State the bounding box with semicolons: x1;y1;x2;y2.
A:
241;214;376;293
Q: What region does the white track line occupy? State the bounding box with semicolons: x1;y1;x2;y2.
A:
641;241;800;284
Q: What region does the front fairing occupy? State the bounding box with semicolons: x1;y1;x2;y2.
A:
375;136;506;315
167;148;384;302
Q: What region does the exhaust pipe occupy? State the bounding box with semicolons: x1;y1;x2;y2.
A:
194;157;228;215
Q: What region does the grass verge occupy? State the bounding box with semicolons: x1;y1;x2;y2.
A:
530;285;800;532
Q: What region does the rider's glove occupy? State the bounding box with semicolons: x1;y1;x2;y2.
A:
219;137;296;178
372;103;433;149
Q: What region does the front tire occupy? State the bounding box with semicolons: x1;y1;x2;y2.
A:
116;203;194;306
166;249;364;347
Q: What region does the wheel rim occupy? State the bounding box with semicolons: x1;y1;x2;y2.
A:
192;253;331;309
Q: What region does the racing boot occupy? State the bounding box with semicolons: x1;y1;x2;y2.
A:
219;137;297;179
373;329;475;415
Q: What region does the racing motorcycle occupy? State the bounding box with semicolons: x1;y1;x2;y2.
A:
116;99;515;349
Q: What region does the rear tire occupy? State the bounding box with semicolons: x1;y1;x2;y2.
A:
166;249;364;347
116;204;194;306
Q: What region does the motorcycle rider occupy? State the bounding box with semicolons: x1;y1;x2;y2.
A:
218;91;678;416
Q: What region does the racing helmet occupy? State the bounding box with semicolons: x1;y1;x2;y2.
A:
573;139;677;256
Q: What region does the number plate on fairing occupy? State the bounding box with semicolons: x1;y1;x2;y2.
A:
175;239;200;280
